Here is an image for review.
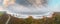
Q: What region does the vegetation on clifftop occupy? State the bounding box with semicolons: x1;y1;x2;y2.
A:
0;12;60;24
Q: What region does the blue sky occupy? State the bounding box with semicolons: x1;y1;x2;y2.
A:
48;0;60;6
48;0;60;12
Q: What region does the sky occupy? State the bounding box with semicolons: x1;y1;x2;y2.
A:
0;0;59;11
48;0;60;12
0;0;60;18
0;0;60;15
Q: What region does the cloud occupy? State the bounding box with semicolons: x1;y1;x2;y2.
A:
0;0;60;18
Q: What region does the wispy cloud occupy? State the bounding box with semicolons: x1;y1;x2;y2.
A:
0;0;60;18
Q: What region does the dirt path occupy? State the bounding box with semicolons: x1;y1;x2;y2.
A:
5;15;11;24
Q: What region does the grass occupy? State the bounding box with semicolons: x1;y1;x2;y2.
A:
0;11;6;16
